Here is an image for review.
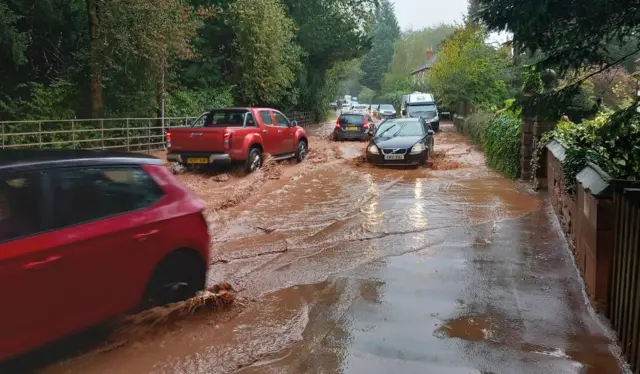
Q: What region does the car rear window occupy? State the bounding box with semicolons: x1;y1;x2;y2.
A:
203;110;249;127
338;114;365;125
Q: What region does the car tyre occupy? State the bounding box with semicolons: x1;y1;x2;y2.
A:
245;147;263;174
296;140;308;163
142;250;206;309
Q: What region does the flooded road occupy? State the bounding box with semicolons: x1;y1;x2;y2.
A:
19;122;625;373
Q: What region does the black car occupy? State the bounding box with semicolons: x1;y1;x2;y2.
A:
333;111;375;141
365;118;435;167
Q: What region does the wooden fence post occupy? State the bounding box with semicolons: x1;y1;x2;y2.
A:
39;122;42;149
148;119;151;153
100;119;105;149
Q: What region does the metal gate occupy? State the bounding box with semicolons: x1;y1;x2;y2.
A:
608;185;640;372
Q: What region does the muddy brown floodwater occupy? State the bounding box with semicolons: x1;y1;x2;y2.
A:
10;122;627;373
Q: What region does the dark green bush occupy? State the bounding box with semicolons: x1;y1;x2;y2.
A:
463;112;493;146
483;113;522;179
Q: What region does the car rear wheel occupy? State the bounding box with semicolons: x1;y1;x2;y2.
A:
142;250;206;309
245;147;263;173
296;140;308;163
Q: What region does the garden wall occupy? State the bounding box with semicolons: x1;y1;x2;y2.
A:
545;140;616;312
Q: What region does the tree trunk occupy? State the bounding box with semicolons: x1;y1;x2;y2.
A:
86;0;104;118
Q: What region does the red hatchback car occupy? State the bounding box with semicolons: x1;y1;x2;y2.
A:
0;150;210;361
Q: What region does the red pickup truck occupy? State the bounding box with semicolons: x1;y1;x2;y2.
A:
166;108;309;173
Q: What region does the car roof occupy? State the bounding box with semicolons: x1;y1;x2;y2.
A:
0;149;163;171
340;111;366;115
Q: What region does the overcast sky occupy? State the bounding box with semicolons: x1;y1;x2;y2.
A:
392;0;510;44
393;0;469;30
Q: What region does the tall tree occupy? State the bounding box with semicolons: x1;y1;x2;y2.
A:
427;22;510;110
476;0;640;75
230;0;301;106
360;0;400;91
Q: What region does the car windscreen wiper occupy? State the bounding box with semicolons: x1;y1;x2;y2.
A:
375;124;398;138
390;123;408;137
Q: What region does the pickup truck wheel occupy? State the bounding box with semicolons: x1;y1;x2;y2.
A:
245;147;263;173
296;140;308;163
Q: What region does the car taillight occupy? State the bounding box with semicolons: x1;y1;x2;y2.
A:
334;119;341;130
165;131;171;148
223;132;231;152
363;123;370;130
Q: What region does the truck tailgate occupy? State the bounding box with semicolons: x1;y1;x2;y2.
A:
169;127;226;152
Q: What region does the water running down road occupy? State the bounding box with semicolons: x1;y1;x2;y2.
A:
17;122;626;373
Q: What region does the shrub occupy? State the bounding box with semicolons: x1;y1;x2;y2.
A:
463;112;493;146
483;113;522;179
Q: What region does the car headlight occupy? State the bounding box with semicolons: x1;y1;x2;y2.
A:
410;143;425;154
367;144;379;154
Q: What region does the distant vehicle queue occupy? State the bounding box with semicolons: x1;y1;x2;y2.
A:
331;91;439;131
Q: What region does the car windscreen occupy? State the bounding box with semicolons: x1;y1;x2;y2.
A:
375;121;424;137
353;105;368;109
202;110;248;127
380;104;395;111
407;104;436;118
338;114;365;125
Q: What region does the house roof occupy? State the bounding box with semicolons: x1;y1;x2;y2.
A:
410;55;437;75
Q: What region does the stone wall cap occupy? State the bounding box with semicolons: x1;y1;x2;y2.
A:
546;139;567;162
577;162;612;197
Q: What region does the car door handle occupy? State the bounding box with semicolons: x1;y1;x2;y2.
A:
277;129;283;133
23;255;62;270
134;229;159;241
262;130;268;134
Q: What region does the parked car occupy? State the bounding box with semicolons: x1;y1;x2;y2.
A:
350;103;369;114
166;108;308;173
377;104;397;119
329;102;338;110
365;118;435;166
333;111;375;141
0;150;210;362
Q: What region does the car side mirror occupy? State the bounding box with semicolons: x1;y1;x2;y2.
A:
290;120;298;127
428;129;435;136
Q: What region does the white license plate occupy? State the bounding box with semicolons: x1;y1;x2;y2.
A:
384;154;404;160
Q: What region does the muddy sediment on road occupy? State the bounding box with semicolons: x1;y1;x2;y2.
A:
21;122;624;374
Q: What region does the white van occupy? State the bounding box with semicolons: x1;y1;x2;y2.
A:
400;92;440;131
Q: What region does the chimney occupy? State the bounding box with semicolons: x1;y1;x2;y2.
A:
425;45;434;61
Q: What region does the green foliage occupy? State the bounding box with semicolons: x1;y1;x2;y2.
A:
522;67;542;94
476;0;640;76
165;89;234;117
388;25;455;75
483;113;522;179
0;2;29;65
458;112;493;146
427;23;510;112
0;0;376;125
360;0;400;91
230;0;301;106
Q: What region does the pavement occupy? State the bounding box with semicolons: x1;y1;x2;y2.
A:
9;122;626;374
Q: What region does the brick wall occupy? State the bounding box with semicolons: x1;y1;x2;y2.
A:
547;148;578;246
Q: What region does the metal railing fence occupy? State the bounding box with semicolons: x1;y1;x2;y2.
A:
0;111;314;152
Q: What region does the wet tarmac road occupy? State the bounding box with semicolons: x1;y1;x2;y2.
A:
20;123;626;373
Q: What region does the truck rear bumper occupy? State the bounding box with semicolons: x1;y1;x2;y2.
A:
167;152;232;165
